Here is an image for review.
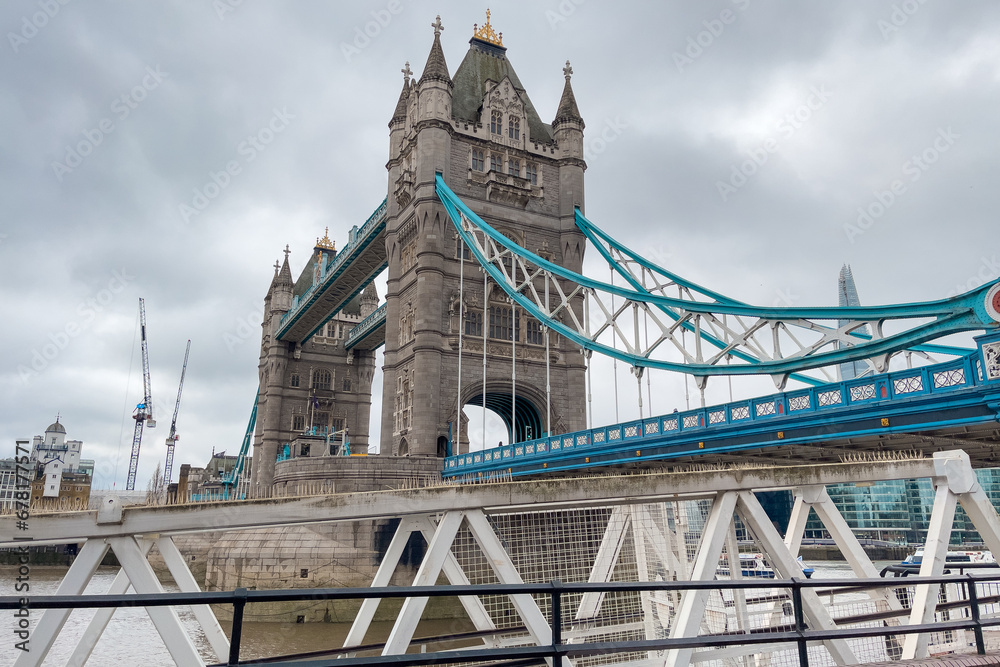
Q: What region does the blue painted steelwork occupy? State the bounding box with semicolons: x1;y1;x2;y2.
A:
344;303;387;351
443;352;1000;479
277;198;388;342
214;391;258;499
436;175;998;379
574;209;974;362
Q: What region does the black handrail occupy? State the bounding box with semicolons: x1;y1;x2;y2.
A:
4;573;1000;666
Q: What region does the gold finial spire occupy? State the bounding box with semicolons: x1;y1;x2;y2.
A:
473;9;503;47
315;227;336;251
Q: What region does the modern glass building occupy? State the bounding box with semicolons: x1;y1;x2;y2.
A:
802;468;1000;545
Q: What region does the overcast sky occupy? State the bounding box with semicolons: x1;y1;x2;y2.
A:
2;1;999;490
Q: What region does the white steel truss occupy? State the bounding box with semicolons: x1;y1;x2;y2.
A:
6;451;1000;666
437;177;998;388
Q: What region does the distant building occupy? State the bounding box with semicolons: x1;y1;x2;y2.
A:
26;419;94;510
174;452;252;501
0;457;20;511
837;264;870;380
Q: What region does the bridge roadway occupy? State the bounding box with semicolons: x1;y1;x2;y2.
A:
276;198;388;346
445;350;1000;479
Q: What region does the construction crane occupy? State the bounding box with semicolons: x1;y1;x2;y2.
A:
163;339;191;487
126;298;155;491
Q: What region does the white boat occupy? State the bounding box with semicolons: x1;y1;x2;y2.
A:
900;548;995;566
717;553;814;579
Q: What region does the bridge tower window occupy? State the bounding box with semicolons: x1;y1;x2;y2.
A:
471;149;485;172
491;110;502;135
292;415;305;431
508;158;520;178
465;310;483;336
489;153;500;172
312;369;332;391
508;116;520;140
343;377;352;392
526;163;538;185
290;373;300;388
489;305;519;341
526;319;544;345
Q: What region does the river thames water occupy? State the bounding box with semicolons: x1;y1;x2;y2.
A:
1;561;891;666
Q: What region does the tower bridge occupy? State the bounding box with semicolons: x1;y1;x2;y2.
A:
247;11;1000;495
5;12;1000;667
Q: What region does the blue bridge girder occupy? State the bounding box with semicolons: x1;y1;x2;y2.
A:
344;303;386;351
276;199;388;343
436;175;1000;386
444;350;1000;479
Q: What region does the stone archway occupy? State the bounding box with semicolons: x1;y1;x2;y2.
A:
466;391;544;444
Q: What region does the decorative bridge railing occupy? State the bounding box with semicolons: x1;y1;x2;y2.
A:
345;303;386;350
6;574;1000;666
277;197;388;339
444;351;995;478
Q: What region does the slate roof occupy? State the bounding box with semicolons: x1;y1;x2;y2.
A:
451;38;555;144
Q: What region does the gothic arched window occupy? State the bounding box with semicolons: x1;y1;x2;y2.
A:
508;116;520;140
491;110;502;135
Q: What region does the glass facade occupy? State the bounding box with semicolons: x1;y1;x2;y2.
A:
801;468;1000;545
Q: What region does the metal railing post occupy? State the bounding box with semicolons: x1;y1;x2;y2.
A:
967;574;986;655
229;587;248;666
790;578;809;667
551;579;563;664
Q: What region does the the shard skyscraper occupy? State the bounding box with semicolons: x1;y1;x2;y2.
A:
838;264;869;380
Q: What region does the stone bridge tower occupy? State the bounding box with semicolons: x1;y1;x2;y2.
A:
380;13;588;457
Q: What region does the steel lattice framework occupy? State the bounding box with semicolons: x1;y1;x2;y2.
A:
436;175;1000;389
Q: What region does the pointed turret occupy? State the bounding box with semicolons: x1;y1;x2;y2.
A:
275;246;293;288
419;16;452;87
553;62;584;127
390;62;412;126
360;282;379;318
552;65;583;129
552;60;585;237
268;245;293;313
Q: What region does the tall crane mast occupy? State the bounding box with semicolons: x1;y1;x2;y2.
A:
126;298;155;491
163;339;191;487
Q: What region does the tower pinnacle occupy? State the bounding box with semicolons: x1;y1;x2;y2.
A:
472;9;503;47
419;15;452;85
